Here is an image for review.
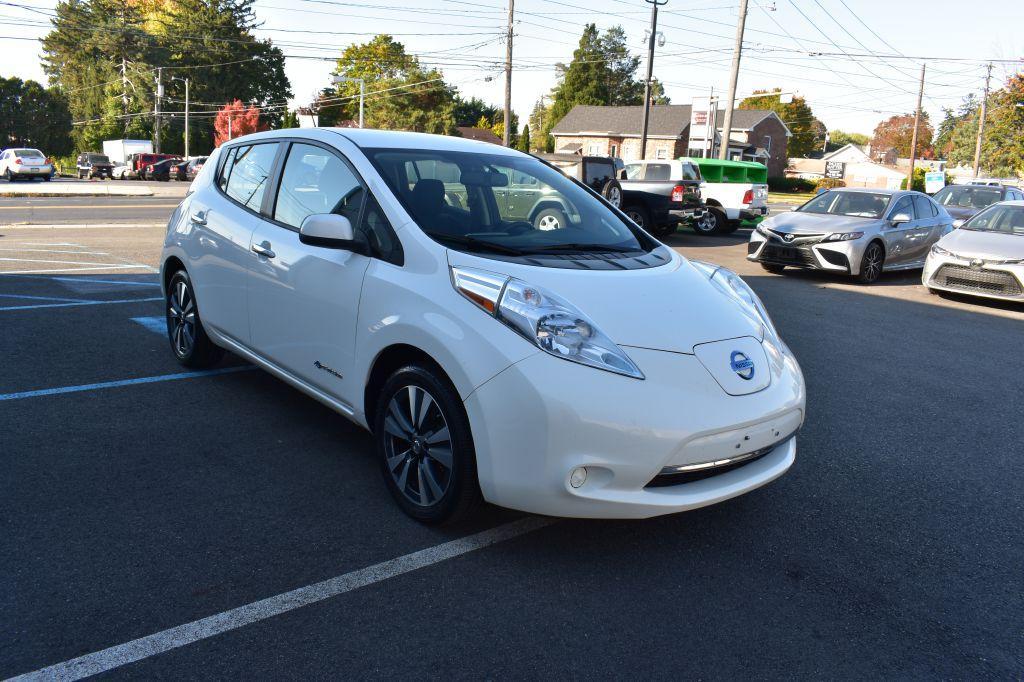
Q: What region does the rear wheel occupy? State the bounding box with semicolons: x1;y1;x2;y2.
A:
375;364;481;524
4;169;13;182
601;179;622;208
693;207;727;235
166;269;223;368
855;242;885;284
623;204;651;229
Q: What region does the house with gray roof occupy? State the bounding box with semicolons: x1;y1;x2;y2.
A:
550;104;792;176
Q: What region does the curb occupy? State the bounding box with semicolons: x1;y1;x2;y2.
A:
1;222;166;229
0;190;155;198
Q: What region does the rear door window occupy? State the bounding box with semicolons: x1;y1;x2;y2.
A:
913;195;934;219
644;164;671;181
222;143;279;211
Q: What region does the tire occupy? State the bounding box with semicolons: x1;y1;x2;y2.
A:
601;179;622;208
693;207;727;235
43;174;51;182
4;169;12;182
623;204;651;230
166;269;224;368
534;207;568;231
375;364;482;524
855;241;885;284
761;263;786;274
724;220;741;234
78;170;85;179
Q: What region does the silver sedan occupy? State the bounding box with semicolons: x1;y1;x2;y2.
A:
748;188;953;284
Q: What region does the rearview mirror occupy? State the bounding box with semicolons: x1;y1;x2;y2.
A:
460;170;508;187
299;213;358;250
889;212;911;226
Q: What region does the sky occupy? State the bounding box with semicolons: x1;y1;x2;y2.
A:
2;0;1022;137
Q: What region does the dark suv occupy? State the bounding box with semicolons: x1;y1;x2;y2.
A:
76;152;114;179
536;154;623;208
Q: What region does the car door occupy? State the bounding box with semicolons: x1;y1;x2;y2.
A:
187;141;280;344
247;140;371;400
881;195;918;266
904;194;940;264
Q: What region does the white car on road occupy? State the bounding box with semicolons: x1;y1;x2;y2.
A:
923;201;1024;302
0;148;53;181
161;128;805;523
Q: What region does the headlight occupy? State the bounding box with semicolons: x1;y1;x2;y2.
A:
824;231;864;242
690;260;779;341
930;244;950;257
755;222;770;236
451;266;644;379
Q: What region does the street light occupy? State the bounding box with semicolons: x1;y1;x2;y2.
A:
331;75;365;128
171;76;189;158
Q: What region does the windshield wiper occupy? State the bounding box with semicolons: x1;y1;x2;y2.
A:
427;233;526;255
524;242;640;254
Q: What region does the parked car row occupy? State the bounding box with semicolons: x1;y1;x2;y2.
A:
746;187;1024;304
80;151;208;181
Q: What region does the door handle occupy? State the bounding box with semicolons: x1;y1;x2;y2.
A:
251;241;276;259
190;211;207;225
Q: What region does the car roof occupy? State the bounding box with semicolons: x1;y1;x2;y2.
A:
221;127;524;157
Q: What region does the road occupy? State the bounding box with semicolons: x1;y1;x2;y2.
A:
1;195;1022;678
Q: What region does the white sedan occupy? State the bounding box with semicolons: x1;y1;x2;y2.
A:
0;148;53;181
160;128;805;523
923;201;1024;302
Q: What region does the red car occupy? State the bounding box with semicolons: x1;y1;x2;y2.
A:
127;153;179;180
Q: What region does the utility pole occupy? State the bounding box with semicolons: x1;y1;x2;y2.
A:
907;63;925;190
154;67;163;153
973;62;993;178
503;0;515;146
719;0;748;160
173;77;190;158
639;0;667;160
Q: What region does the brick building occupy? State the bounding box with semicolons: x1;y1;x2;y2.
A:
550;104;791;176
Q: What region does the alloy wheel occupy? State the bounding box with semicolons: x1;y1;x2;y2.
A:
695;212;716;233
862;244;882;282
626;210;644;227
383;385;453;507
168;279;196;357
537;214;561;230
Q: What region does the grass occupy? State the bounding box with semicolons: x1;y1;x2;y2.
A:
768;191;815;204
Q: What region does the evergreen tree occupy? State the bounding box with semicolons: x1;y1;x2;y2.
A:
517;124;531;153
0;77;74;155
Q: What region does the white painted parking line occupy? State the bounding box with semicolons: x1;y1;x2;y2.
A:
0;248;112;255
0;257;137;267
0;275;161;287
7;516;554;681
0;366;256;401
0;293;92;303
131;316;166;334
0;296;162;312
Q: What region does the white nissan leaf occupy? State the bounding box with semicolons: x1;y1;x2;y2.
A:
161;129;806;523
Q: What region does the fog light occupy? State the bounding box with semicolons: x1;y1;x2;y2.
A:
569;467;587;488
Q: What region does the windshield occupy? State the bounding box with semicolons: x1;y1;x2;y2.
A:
961;204;1024;235
90;154;111;164
799;191;891;218
365;148;651;257
932;185;1001;210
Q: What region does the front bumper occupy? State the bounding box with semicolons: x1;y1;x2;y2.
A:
747;230;864;275
923;254;1024;301
464;343;805;519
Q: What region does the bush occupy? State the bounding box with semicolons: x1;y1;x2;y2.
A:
768;176;816;193
814;177;846;191
900;167;925;192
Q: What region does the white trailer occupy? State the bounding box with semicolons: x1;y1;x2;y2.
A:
102;139;153;166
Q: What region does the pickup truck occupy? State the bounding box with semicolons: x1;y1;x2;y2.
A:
617;159;705;238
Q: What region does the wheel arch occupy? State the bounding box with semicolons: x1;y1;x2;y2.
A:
161;255;186;296
363;344;459;433
527;199;569;223
704;198;723;208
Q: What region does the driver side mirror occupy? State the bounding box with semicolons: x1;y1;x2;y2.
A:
299;213;361;251
889;212;911;226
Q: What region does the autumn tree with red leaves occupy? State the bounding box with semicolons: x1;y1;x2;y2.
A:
214;100;265;146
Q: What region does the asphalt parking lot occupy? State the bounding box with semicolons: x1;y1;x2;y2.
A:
2;198;1022;678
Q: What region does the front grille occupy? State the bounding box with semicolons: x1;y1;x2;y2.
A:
760;244;817;266
932;264;1022;296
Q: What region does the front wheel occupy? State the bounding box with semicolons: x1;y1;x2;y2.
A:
623;204;651;230
601;179;622;208
375;364;482;524
166;270;223;368
855;242;885;284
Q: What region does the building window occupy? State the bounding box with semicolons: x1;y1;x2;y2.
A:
655;148;668;160
610;144;618;157
588;143;600;155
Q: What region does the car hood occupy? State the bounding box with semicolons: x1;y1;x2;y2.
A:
448;251;763;354
938;228;1024;260
942;205;980;221
762;211;880;235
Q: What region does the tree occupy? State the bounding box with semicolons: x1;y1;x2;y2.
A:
870;112;934;159
548;24;648;131
321;35;457;134
738;89;821;157
828;130;871;149
0;77;74;155
214;100;264;146
280;110;299;129
453;96;499;127
517;124;531;152
938;76;1024;177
